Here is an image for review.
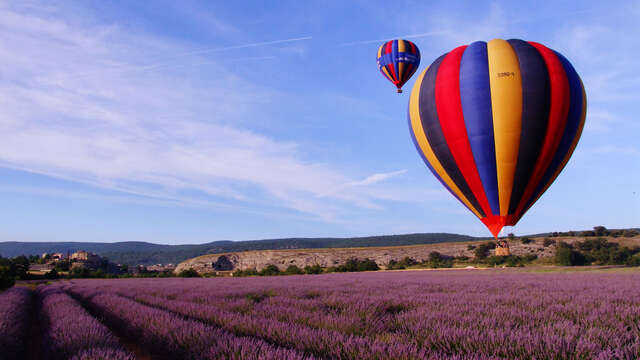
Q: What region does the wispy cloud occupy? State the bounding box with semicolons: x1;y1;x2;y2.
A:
59;36;312;80
339;31;449;46
348;170;408;186
589;145;639;156
0;3;421;223
318;170;409;202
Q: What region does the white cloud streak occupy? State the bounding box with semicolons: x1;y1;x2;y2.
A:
62;36;312;80
0;4;428;223
348;170;408;187
339;31;449;46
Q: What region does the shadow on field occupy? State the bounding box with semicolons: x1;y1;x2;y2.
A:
25;291;41;360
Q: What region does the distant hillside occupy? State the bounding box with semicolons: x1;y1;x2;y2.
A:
0;233;478;265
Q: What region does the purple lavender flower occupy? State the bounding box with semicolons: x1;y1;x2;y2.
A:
0;287;32;360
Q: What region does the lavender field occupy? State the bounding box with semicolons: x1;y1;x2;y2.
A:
3;270;640;359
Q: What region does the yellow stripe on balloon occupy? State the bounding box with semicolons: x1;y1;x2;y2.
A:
487;39;523;216
397;40;406;80
377;44;383;58
381;65;393;81
398;39;406;52
409;67;483;219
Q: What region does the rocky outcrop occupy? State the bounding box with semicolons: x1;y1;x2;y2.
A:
175;237;569;274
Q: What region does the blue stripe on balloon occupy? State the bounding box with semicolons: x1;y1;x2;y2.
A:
377;53;420;67
459;41;500;216
392;40;399;82
523;51;583;212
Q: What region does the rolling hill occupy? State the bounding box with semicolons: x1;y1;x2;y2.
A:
0;233;478;265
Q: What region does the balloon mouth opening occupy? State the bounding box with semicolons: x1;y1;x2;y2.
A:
481;215;508;239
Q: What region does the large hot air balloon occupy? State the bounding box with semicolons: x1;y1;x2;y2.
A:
408;39;586;237
377;39;420;93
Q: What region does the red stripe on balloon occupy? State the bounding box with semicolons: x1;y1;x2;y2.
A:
385;41;393;55
509;42;571;224
435;45;494;218
387;63;398;83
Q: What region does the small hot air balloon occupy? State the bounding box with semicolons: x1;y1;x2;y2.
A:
408;39;586;238
377;39;421;93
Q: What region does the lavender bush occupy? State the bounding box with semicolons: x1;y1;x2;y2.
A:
69;348;135;360
37;286;133;360
0;287;32;360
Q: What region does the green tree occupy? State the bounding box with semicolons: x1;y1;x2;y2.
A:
627;254;640;266
70;266;91;278
428;252;442;263
11;256;30;280
259;264;281;276
555;242;588;266
593;226;608;237
44;269;59;280
357;258;379;271
178;268;200;277
474;244;490;260
55;260;70;272
284;265;304;275
233;268;258;277
303;265;323;274
0;266;14;290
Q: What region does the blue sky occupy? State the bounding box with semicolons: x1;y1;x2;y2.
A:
0;0;638;244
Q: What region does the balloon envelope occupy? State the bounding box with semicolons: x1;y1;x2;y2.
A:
377;39;420;93
408;39;586;237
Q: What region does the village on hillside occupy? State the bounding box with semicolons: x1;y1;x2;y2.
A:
28;250;176;277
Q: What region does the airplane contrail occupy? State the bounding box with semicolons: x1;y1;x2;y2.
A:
61;36;312;79
90;55;278;76
339;31;449;46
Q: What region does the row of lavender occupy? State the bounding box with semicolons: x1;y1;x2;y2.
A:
67;271;640;359
0;287;32;360
62;284;313;360
0;286;135;360
37;286;134;360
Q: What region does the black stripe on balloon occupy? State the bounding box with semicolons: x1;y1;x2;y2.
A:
418;54;486;217
507;39;551;215
519;51;584;219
